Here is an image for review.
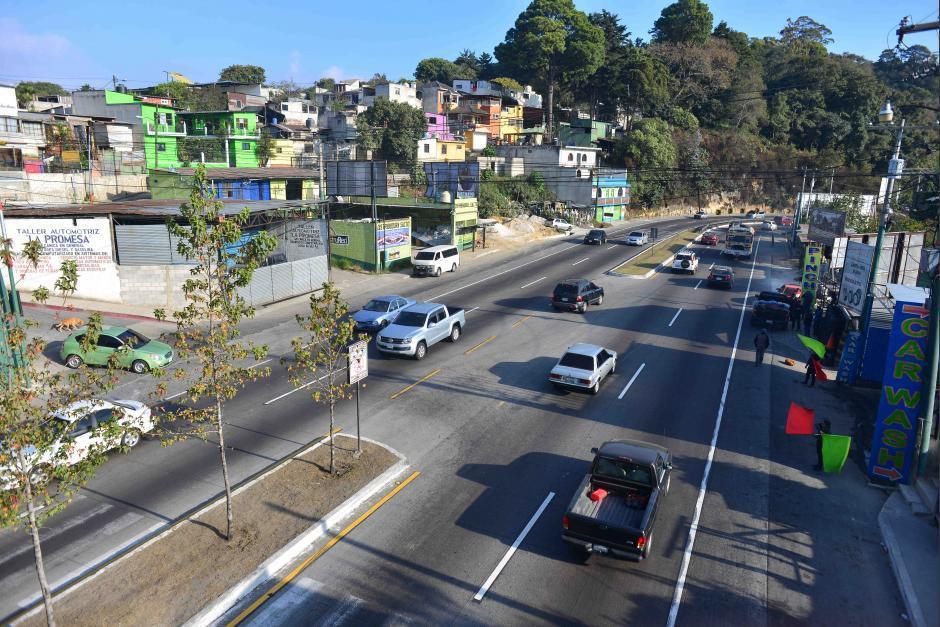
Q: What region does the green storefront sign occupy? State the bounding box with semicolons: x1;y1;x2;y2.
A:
801;244;822;306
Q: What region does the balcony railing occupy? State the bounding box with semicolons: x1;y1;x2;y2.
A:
186;126;259;139
145;121;187;136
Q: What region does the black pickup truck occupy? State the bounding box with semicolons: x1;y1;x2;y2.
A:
562;439;672;561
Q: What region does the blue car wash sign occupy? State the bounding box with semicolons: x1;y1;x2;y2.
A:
837;331;861;385
867;301;931;484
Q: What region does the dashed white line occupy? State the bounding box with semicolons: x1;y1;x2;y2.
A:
520;277;547;289
165;391;186;400
617;363;646;400
466;307;480;314
667;239;761;627
249;358;273;369
572;258;589;265
607;245;618;250
473;491;555;602
694;280;703;290
264;367;348;405
668;308;683;327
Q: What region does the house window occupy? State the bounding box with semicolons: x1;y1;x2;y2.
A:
156;142;166;152
442;145;447;154
276;147;283;153
567;153;574;162
281;104;289;111
236;118;248;130
423;144;430;153
242;142;250;150
394;88;400;95
618;187;624;196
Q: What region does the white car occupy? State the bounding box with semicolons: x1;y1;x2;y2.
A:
746;210;766;219
626;231;649;245
672;250;699;274
693;210;707;219
549;343;617;394
549;218;574;233
761;220;778;231
1;399;154;489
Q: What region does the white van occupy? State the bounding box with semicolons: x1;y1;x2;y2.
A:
412;245;460;277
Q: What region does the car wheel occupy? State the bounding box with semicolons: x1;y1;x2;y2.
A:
596;295;603;306
435;267;442;277
131;360;149;374
448;324;461;343
578;302;587;314
381;319;390;329
122;429;141;449
590;381;599;394
451;264;457;273
65;354;83;369
414;341;427;360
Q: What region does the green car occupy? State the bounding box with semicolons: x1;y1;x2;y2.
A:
60;326;174;374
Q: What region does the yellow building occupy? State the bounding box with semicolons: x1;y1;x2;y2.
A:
500;103;523;142
266;139;295;167
417;137;466;162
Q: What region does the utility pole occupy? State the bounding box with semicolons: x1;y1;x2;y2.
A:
370;160;378;271
918;225;939;476
318;141;325;201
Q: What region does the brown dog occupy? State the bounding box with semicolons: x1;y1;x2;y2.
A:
54;317;85;332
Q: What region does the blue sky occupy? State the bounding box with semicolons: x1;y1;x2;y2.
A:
1;0;937;90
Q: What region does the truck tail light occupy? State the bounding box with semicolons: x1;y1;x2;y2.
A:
549;373;561;380
562;515;569;530
636;534;646;549
578;378;591;385
576;295;583;302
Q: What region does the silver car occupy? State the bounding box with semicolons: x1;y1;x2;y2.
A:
549;343;617;394
626;231;649;245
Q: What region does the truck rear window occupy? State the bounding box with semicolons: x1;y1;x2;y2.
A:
594;457;653;485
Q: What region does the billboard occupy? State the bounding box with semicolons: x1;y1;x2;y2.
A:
830;231;925;295
326;160;387;197
807;207;846;245
838;240;874;314
424;162;480;200
800;244;822;306
867;301;930;484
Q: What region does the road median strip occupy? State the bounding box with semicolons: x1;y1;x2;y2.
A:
608;229;703;278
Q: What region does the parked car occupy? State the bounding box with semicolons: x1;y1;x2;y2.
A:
693;210;707;219
562;439;672;561
412;245;460;277
625;231;649;246
583;229;607;245
746;210;765;219
551;279;604;313
700;232;719;246
353;295;416;332
671;251;699;274
750;293;790;329
761;220;777;231
707;266;735;288
549;343;617;394
779;215;794;226
60;326;173;374
777;284;803;304
550;218;574;233
376;302;465;360
1;399;153;489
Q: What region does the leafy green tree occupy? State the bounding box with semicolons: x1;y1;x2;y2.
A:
491;77;524;92
477;52;495;80
14;81;67;108
652;37;737;115
780;16;832;54
150;81;195;110
494;0;605;141
609;118;677;208
78;84;93;92
414;57;459;84
256;132;274;166
287;283;364;473
874;45;939;92
317;77;337;90
218;64;266;84
453;49;480;79
155;165;276;542
357;98;427;168
651;0;714;46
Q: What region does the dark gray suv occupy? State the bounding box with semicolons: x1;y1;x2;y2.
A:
551;279;604;313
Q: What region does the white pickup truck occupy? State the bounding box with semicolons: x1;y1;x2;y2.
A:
376;302;465;360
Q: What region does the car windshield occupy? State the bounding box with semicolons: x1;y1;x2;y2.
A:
362;299;391;312
558;352;595;371
394;311;427;327
629;232;644;237
588;230;603;237
117;329;149;348
594;457;653;485
555;283;580;296
414;251;436;260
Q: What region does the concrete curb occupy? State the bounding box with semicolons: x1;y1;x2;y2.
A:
878;493;928;627
185;434;409;627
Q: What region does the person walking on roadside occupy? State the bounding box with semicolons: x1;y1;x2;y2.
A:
803;352;820;386
813;420;832;470
802;306;814;336
754;329;770;366
789;300;803;330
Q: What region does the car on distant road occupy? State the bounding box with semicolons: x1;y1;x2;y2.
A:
376;302;464;360
625;231;649;246
761;220;777;231
583;229;608;245
61;326;173;374
549;343;617;394
700;232;719;246
551;279;604;313
549;218;574;233
353;295;416;332
693;210;706;219
562;439;672;561
707;266;735;288
0;399;153;489
671;251;699;274
746;210;766;219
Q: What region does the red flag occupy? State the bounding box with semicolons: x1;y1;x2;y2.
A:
786;402;815;434
813;357;829;381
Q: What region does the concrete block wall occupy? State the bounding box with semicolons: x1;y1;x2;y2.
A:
0;172;148;204
118;264;193;312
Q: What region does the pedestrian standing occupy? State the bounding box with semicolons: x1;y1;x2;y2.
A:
803;352;820;386
789;300;803;330
802;307;814;336
754;329;770;366
814;420;832;470
813;307;824;339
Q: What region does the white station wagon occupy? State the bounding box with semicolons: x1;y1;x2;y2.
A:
549;343;618;394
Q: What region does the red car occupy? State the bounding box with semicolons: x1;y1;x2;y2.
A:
778;284;802;303
701;232;719;246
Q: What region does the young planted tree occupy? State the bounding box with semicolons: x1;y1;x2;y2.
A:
156;165;276;540
286;283;363;474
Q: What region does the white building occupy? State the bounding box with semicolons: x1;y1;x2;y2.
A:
0;84;17;117
452;79;501;97
279;98;319;125
494;144;599;169
366;82;421;109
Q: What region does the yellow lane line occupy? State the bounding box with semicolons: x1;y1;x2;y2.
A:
390;369;441;400
464;335;497;355
227;471;421;626
511;315;533;329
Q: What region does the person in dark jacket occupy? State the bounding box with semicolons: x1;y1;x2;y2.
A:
812;307;825;339
802;306;814;336
804;352;820;386
754;330;770;366
789;300;803;330
814;420;832;470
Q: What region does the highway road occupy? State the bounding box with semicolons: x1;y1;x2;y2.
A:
0;216;902;625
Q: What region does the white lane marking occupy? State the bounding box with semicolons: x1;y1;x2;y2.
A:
667;239;761;627
709;262;715;270
618;363;646;400
519;277;547;289
473;491;555;602
0;503;112;569
668;308;683;327
572;258;589;266
264;367;348;405
165;391;186;400
466;307;480;314
694;280;703;290
607;245;617;250
250;358;273;369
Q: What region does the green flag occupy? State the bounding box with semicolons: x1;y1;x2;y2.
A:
822;434;852;473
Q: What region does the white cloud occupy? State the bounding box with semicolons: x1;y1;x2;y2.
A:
0;18;97;86
288;50;302;79
0;17;70;56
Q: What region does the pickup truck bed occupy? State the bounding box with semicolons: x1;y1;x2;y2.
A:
569;477;649;531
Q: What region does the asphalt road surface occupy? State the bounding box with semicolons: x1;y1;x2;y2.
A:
1;217;901;625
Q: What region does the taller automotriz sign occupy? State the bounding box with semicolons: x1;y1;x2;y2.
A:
867;301;930;484
800;244;822;306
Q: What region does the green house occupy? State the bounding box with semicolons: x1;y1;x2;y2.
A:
178;111;260;167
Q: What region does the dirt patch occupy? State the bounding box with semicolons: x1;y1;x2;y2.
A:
22;436;398;627
612;229;701;275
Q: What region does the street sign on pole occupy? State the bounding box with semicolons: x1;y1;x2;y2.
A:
838;241;875;315
348;340;368;384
